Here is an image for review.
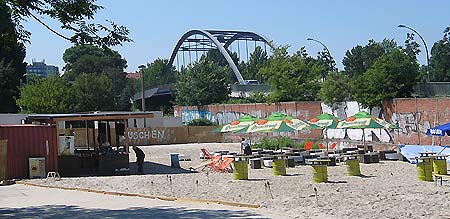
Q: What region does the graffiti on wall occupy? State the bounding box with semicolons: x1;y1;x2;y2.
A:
214;111;248;125
181;110;212;124
391;108;450;136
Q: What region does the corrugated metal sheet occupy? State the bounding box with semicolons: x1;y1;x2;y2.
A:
0;125;58;179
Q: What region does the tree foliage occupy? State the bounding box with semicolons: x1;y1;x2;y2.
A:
316;49;337;79
176;58;230;106
260;46;324;102
240;46;269;83
5;0;131;47
62;44;129;110
429;27;450;82
342;39;397;79
16;76;73;113
351;49;419;108
141;59;177;88
72;73;114;112
62;44;127;79
319;72;351;108
0;3;26;112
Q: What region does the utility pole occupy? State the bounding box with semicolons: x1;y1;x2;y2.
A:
138;65;146;112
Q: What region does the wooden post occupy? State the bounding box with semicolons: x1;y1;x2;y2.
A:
85;120;89;150
124;119;129;154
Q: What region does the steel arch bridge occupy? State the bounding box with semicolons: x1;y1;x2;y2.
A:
168;30;275;85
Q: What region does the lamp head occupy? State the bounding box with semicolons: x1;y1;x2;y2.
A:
307;38;313;41
398;24;406;28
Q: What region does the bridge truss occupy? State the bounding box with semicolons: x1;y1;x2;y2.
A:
168;30;275;85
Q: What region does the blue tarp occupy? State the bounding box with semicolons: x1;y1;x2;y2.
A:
398;145;450;164
426;122;450;136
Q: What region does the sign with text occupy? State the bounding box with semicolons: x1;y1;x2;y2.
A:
126;127;185;145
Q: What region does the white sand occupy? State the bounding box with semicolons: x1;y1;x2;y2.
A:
28;143;450;219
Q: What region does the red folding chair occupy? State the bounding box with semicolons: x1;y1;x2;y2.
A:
201;148;214;159
213;157;234;173
318;143;327;149
201;155;222;171
330;142;337;150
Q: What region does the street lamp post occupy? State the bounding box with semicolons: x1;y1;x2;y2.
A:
307;37;335;79
398;24;430;82
307;38;332;60
138;65;146;112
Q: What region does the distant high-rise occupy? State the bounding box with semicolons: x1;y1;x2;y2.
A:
26;60;59;78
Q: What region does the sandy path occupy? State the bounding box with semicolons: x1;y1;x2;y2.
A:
27;143;450;219
0;184;280;218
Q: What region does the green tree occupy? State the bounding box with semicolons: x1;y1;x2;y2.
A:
0;3;26;112
351;49;419;108
176;59;230;106
342;39;397;79
240;46;269;83
72;73;114;112
62;44;129;110
317;49;337;79
62;45;127;80
260;46;324;102
429;27;450;82
16;76;73;113
319;72;351;108
141;59;177;88
5;0;131;47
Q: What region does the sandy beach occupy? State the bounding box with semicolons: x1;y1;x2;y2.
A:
27;143;450;219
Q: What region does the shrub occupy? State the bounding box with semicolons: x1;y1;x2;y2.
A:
253;137;302;150
186;118;217;126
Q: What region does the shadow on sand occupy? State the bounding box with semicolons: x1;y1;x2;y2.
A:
325;180;348;184
358;174;376;178
0;205;268;219
129;161;195;175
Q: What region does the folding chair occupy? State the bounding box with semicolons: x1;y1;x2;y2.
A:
330;142;337;150
318;143;326;149
201;155;222;171
201;148;214;159
213;157;234;173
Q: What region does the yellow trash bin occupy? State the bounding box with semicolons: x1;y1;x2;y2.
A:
346;159;361;176
417;158;433;182
273;159;286;176
233;160;248;180
433;156;448;175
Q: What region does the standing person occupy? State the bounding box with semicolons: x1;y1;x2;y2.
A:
133;146;145;174
241;138;252;156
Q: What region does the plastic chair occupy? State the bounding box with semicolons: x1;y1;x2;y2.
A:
304;141;313;150
201;148;214;159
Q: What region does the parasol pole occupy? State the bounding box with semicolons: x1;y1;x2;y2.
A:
325;127;329;153
363;128;366;148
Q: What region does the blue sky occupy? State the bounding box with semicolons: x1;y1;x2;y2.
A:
23;0;450;73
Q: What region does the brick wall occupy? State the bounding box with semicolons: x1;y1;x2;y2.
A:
175;98;450;146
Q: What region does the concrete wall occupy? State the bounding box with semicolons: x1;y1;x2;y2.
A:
175;98;450;146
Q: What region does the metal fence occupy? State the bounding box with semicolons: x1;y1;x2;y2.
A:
413;82;450;97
